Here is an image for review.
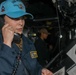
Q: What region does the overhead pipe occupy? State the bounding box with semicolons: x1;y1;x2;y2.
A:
33;17;58;22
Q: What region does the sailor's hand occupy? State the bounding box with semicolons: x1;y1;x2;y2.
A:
41;68;53;75
2;24;14;47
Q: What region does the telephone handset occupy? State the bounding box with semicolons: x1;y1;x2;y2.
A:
13;33;22;44
0;17;21;44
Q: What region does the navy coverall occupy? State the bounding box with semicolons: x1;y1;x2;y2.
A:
0;33;42;75
34;37;50;67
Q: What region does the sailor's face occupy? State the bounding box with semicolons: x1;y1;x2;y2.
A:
4;15;25;34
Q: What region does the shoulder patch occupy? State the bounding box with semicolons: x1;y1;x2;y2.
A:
30;51;38;58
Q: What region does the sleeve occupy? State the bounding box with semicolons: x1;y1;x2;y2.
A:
34;39;44;57
0;43;17;75
22;42;43;75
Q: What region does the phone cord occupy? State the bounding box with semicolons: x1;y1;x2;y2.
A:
11;51;22;75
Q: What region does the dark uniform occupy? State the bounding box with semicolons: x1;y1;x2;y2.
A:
0;32;42;75
34;37;50;67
